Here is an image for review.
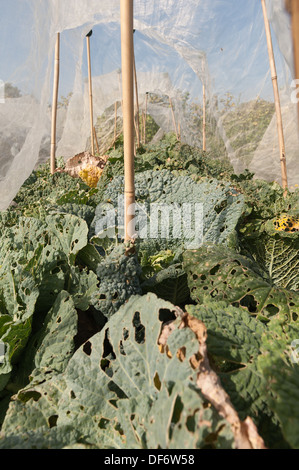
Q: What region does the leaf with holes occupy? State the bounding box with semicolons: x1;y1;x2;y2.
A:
185;301;287;448
240;219;299;291
0;294;236;449
258;319;299;449
45;214;88;265
14;291;78;388
183;245;299;321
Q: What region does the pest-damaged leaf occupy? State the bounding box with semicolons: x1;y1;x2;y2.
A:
183;245;299;321
258;319;299;449
0;294;265;449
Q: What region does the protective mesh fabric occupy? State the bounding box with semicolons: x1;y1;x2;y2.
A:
0;0;298;210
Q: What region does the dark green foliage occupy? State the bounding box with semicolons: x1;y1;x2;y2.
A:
183;245;299;321
0;135;298;449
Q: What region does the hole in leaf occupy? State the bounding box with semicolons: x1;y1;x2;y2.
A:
83;341;92;356
154;372;162;391
214;200;227;214
264;304;279;316
123;328;129;341
20;391;42;403
159;308;176;323
133;311;145;344
178;346;186;362
99;418;110;429
119;340;126;356
292;312;298;321
210;264;220;275
240;295;258;313
186;413;197;433
48;415;58;428
56;316;62;324
70;390;76;399
170;395;184;440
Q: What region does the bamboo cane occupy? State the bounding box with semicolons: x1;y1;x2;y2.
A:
202;84;206;152
133;30;140;147
86;30;95;156
114;101;118;149
169;96;179;140
117;69;123;112
261;0;288;190
144;92;148;144
50;32;60;175
286;0;299;126
120;0;135;242
93;127;100;155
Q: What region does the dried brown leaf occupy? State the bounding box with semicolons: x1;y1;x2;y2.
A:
55;151;108;178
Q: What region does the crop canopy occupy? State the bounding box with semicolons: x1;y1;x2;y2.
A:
0;0;298;210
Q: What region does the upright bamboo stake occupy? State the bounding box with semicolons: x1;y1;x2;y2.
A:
86;30;95;156
120;0;135;242
261;0;288;190
286;0;299;126
144;91;148;144
133;29;140;147
50;32;60;175
202;84;206;151
93;127;100;155
169;96;179;140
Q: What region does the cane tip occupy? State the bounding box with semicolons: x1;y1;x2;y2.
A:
86;30;93;37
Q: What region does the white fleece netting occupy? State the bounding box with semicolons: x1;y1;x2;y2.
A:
0;0;298;210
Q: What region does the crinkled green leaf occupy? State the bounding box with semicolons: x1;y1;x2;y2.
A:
183;245;299;321
186;301;288;448
100;170;244;248
241;219;299;291
258;320;299;448
91;244;142;319
141;263;189;306
45;214;88;265
0;294;235;449
16;291;78;387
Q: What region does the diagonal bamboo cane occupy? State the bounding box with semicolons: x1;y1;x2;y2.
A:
93;126;100;155
133;29;140;148
144;91;148;144
169;96;179;140
202;84;206;152
114;101;118;149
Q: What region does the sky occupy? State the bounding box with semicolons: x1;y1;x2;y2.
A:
0;0;293;105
